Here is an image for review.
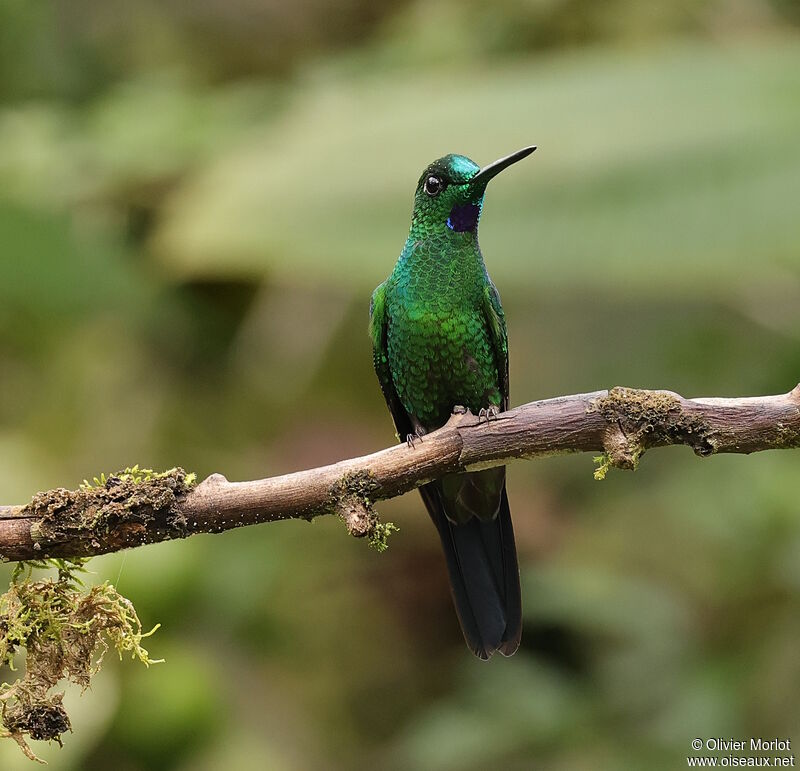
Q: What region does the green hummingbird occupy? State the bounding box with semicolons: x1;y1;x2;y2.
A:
370;146;535;658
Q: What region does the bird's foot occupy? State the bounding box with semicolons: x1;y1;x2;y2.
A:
406;428;426;448
478;405;500;424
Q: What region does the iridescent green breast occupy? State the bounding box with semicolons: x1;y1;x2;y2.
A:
384;237;501;429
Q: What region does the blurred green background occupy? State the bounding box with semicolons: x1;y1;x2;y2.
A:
2;0;800;768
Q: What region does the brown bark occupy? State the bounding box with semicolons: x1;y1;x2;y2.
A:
1;385;798;562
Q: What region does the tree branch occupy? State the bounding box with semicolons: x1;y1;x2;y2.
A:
1;385;799;562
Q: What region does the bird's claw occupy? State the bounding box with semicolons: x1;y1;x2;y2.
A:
478;406;500;424
406;429;426;449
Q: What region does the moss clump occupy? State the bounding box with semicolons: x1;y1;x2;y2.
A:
338;503;399;552
590;387;715;457
0;558;161;762
80;465;197;491
368;521;399;552
334;473;398;551
593;453;612;481
336;470;380;502
25;466;197;557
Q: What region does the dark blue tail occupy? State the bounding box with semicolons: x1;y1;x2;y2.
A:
420;467;521;659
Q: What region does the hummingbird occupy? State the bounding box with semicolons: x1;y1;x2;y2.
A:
369;146;535;658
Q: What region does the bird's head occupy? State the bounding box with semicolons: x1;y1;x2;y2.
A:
410;146;536;235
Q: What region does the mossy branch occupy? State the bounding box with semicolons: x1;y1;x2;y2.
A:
0;385;797;759
0;385;797;563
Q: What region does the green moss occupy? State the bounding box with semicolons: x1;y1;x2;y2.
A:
1;558;160;761
332;473;399;551
25;466;197;558
337;470;380;501
593;454;612;481
368;521;399;552
590;387;715;457
80;465;197;491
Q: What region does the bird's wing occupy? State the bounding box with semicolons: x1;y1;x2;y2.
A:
369;281;414;442
482;281;509;411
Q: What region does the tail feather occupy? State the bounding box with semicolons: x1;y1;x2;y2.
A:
420;475;521;659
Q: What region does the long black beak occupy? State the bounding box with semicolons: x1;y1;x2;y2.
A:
470;145;536;186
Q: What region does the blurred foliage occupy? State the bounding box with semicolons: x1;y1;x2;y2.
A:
1;0;799;768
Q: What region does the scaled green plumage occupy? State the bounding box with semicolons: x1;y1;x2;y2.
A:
370;147;535;658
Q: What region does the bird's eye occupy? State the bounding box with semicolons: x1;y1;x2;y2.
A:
424;175;443;196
